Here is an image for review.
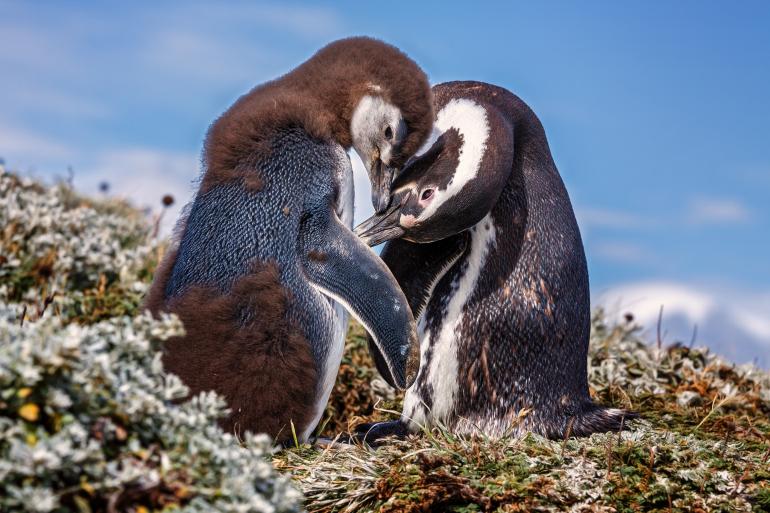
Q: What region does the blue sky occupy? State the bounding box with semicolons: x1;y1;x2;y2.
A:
1;1;768;364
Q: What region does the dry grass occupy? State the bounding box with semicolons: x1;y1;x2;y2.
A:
280;315;770;512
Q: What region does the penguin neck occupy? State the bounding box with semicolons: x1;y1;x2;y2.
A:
508;100;557;177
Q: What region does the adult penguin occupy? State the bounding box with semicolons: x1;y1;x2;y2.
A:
144;38;434;444
355;81;636;442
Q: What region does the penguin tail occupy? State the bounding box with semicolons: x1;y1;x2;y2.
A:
566;404;639;438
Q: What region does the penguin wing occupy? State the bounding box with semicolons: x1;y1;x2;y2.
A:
365;234;468;387
299;207;420;390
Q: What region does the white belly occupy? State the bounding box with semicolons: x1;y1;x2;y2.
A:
402;214;497;431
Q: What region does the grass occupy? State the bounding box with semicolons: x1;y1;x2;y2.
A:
3;168;768;512
277;315;770;512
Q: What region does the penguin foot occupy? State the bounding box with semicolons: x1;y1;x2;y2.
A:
567;405;640;437
349;420;409;447
312;436;355;450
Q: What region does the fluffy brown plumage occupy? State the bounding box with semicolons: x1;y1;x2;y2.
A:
200;36;433;193
147;259;318;443
145;37;431;443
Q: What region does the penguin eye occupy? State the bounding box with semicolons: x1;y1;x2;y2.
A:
384;126;393;140
420;189;434;201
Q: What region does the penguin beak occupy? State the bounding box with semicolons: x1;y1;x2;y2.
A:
370;159;395;214
354;202;405;246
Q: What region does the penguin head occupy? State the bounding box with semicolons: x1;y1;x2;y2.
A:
350;92;409;214
304;36;432;214
355;97;514;246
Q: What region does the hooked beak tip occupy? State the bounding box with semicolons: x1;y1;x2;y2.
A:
369;160;396;214
355;216;405;247
373;194;390;214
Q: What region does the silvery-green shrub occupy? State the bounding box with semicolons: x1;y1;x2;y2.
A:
0;306;302;512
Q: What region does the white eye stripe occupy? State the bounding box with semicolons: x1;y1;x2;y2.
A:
417;99;489;221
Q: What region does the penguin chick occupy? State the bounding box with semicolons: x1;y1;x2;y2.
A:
144;37;434;445
355;81;637;443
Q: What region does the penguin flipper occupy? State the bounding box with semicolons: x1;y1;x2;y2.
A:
360;235;469;387
299;208;419;389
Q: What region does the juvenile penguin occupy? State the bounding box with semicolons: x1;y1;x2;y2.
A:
144;37;434;444
355;81;636;441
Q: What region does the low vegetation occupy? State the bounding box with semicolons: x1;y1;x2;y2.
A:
0;168;302;512
281;314;770;512
1;166;768;512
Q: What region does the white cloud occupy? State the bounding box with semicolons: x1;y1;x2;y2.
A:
592;241;654;264
575;206;651;229
597;281;716;326
687;197;751;225
0;124;74;161
596;281;770;366
78;148;200;236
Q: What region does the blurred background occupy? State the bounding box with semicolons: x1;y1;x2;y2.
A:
1;1;768;366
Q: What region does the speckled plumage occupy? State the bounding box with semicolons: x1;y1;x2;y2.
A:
148;124;421;444
361;81;635;439
144;38;435;444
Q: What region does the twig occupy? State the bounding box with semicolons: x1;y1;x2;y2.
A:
688;323;698;349
561;416;575;453
152;211;165;239
37;291;57;319
66;165;75;189
656;305;664;352
19;304;27;326
617;413;626;444
648;446;655;474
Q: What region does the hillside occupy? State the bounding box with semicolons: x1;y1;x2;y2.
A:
1;167;768;512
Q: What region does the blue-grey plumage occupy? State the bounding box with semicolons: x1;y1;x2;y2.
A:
154;128;418;444
166;129;350;385
354;81;637;443
145;37;434;444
